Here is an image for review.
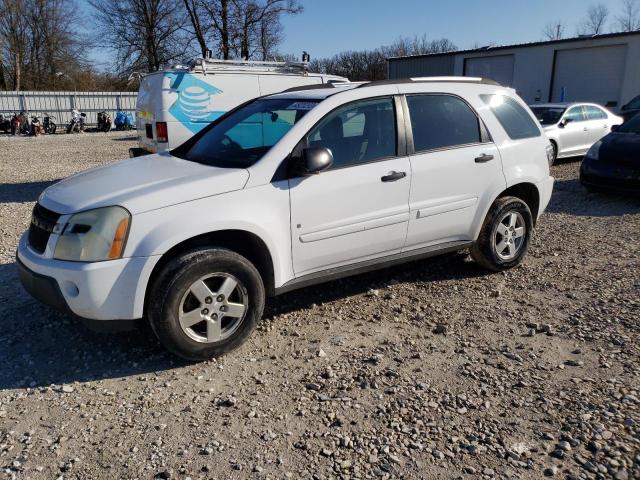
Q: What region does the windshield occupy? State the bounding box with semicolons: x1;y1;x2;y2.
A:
175;98;319;168
530;106;566;125
625;96;640;110
618;114;640;134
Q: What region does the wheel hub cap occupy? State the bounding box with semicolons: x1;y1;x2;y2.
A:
178;273;248;344
493;211;526;261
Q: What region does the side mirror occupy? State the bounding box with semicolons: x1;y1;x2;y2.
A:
296;147;333;175
611;124;621;132
559;118;573;128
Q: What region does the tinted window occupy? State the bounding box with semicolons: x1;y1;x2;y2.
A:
530;106;566;125
308;97;396;169
177;99;318;167
564;106;586;122
584;105;607;120
407;95;481;152
481;94;541;140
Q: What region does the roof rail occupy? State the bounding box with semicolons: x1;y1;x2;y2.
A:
186;57;311;74
280;81;362;93
357;76;501;88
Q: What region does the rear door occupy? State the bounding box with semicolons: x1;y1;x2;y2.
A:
289;96;410;275
584;105;611;145
560;106;590;156
403;94;503;249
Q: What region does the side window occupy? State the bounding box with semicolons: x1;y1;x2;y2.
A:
564;106;586;122
481;94;541;140
308;97;396;169
584;106;606;120
407;95;482;152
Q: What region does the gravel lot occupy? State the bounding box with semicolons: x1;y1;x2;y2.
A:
0;132;639;480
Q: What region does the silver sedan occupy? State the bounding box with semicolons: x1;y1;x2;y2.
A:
530;103;623;165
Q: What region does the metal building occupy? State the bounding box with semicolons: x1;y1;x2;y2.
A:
388;31;640;109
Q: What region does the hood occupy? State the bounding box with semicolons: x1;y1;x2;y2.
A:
599;132;640;167
40;153;249;215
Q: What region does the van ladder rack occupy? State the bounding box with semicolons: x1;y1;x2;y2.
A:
189;58;310;74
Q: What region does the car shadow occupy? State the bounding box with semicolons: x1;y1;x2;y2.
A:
0;251;482;390
111;134;137;141
0;180;59;203
547;178;640;217
263;250;485;319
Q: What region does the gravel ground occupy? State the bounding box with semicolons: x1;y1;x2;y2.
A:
0;132;639;480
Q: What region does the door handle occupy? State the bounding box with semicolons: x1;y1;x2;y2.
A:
474;154;494;163
381;171;406;182
583;127;588;132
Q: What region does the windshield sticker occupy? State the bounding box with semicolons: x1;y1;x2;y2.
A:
287;102;317;111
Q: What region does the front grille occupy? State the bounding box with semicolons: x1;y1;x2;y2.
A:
28;203;61;254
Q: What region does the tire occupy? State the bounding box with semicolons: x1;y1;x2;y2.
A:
470;196;533;272
147;248;265;361
549;141;558;166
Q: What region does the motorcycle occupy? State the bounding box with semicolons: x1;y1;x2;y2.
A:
11;111;30;135
0;114;11;133
66;110;86;133
43;113;57;134
30;116;44;136
97;111;112;132
114;111;134;130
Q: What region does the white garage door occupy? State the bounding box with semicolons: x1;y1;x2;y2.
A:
464;55;515;86
551;45;626;107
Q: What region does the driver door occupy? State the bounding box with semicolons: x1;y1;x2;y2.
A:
289;97;411;276
559;106;588;156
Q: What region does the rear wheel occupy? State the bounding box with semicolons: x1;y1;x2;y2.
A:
470;196;533;272
147;248;265;361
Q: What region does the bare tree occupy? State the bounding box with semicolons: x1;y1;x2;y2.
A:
615;0;640;31
183;0;209;57
311;36;458;82
542;21;566;40
89;0;191;74
0;0;28;90
578;3;609;35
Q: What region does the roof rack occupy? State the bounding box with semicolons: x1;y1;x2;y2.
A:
357;76;501;88
280;81;361;93
186;57;311;74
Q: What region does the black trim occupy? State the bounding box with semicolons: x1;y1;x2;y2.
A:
17;257;71;314
129;147;151;158
548;49;559;102
275;241;472;295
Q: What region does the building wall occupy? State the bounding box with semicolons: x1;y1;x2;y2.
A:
389;34;640;109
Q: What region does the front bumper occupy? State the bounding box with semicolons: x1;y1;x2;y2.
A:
580;162;640;195
16;233;158;321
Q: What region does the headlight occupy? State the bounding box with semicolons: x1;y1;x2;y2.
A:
54;206;131;261
585;141;602;161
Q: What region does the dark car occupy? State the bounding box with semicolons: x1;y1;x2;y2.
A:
620;95;640;123
580;114;640;194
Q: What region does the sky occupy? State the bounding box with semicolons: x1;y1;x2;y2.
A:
86;0;627;67
277;0;622;59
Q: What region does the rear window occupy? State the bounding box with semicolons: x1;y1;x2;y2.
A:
481;94;541;140
584;105;607;120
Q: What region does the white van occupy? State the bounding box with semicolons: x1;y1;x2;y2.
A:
133;58;347;155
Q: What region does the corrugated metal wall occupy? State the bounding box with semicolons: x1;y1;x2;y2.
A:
0;91;138;126
388;55;456;79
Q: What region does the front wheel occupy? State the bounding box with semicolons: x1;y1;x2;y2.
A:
549;142;558;166
147;248;265;361
470;196;533;272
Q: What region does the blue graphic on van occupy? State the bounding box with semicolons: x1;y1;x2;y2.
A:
165;72;226;133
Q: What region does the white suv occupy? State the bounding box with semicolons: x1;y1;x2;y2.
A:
17;77;554;360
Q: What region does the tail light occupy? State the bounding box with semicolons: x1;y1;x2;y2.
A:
156;122;168;143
